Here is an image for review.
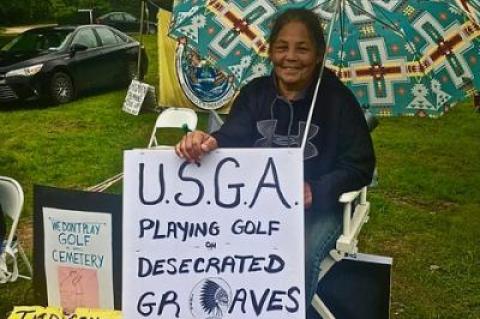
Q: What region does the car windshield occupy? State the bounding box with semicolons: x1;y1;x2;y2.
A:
1;29;73;53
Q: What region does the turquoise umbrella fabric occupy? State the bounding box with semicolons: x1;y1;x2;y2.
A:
449;0;480;22
169;0;480;117
318;0;480;117
169;0;308;88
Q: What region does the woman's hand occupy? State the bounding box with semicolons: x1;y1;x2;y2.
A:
304;181;312;209
175;130;218;162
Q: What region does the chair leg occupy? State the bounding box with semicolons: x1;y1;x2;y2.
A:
312;294;336;319
0;245;18;282
0;252;9;283
313;252;343;318
17;244;32;280
318;255;337;281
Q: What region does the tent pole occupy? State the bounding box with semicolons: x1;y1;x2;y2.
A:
301;0;342;150
137;0;146;79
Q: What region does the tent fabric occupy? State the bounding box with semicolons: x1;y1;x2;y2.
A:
166;0;480;117
157;9;194;109
157;9;234;113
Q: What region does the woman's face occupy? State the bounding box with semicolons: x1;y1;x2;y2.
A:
269;21;321;94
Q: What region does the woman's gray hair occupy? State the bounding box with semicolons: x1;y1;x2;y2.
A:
268;8;326;55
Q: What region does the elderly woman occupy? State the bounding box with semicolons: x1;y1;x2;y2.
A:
175;8;375;316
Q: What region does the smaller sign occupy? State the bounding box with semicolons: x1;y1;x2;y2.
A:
7;306;122;319
34;186;122;310
75;308;122;319
8;306;63;319
43;208;114;313
123;80;157;115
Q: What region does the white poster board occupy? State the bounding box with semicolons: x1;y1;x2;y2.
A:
43;208;114;312
123;79;157;115
123;148;305;318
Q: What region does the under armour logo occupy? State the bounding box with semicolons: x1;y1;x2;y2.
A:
254;120;319;160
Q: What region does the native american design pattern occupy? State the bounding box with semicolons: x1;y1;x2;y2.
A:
170;0;480;117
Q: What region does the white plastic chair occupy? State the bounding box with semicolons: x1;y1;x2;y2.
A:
147;107;198;148
0;176;33;283
86;107;198;192
207;109;224;133
312;186;370;318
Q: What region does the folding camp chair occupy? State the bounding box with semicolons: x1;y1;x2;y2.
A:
0;176;33;283
147;107;198;148
312;186;370;318
206;110;372;317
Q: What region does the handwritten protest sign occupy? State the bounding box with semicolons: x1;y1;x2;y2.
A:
123;149;305;318
43;208;114;313
122;79;157;115
7;306;122;319
8;306;63;319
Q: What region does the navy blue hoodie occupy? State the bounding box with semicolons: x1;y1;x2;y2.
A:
212;68;375;213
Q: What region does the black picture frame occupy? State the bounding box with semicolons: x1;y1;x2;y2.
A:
33;185;122;310
316;253;392;319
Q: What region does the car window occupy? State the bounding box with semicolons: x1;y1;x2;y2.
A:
45;31;72;49
123;13;137;22
111;13;125;22
114;34;127;44
1;29;73;53
97;28;118;46
111;29;130;43
72;29;99;49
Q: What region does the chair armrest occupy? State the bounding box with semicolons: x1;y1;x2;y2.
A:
338;189;361;203
339;186;367;205
336;186;370;254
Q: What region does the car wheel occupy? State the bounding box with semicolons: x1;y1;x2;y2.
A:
50;72;74;104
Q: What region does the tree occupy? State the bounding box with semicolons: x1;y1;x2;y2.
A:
0;0;53;25
0;0;172;26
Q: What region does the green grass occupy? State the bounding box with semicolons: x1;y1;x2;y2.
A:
364;104;480;318
1;33;480;318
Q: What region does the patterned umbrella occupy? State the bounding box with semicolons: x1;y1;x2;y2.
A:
318;0;480;117
169;0;480;117
169;0;308;89
449;0;480;22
